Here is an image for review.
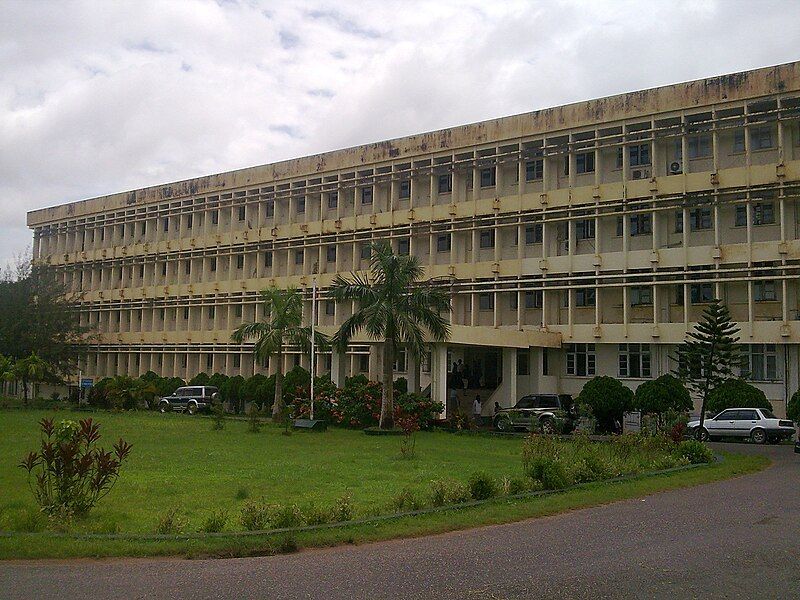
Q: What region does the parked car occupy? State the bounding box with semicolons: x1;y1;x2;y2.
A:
493;394;576;433
158;386;219;415
688;408;796;444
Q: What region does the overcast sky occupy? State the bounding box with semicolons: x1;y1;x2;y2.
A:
2;0;799;266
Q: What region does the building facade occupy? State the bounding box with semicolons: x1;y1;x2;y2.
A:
27;62;800;416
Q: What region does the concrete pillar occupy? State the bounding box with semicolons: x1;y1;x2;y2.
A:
431;343;448;418
502;347;518;408
331;350;348;387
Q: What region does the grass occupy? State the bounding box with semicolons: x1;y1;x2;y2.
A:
0;410;768;559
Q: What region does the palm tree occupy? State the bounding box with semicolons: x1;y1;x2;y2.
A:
331;241;451;429
231;287;322;419
9;352;49;403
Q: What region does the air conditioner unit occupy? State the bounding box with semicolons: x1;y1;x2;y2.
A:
669;160;683;175
632;168;650;180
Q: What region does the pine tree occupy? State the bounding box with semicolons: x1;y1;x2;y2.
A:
673;299;742;439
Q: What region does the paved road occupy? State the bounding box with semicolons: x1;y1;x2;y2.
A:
2;443;799;599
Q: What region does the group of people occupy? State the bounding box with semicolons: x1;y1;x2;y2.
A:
446;359;483;391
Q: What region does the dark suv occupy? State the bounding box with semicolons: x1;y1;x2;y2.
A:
158;386;219;415
493;394;575;433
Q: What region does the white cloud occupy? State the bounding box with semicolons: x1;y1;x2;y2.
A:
1;0;799;265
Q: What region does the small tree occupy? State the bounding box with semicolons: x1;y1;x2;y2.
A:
673;299;742;439
106;375;157;410
634;374;692;419
706;379;772;415
787;390;800;425
576;376;633;433
10;353;50;402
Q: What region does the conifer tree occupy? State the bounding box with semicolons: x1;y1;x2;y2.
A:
673;299;742;439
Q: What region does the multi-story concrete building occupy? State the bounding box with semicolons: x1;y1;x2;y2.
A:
27;62;800;416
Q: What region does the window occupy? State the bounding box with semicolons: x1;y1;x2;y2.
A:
236;255;244;270
576;151;595;174
208;306;215;319
421;352;431;373
624;144;651;167
525;160;543;181
575;219;595;240
676;207;712;232
733;130;745;153
233;355;241;369
438;174;452;193
399;179;411;199
235;305;242;317
436;234;451;253
480;168;496;188
690;283;714;303
575;288;596;307
325;300;335;316
398;238;410;255
265;200;275;218
206;355;213;370
393;348;407;373
525;224;543;244
517;350;530;376
359;354;369;372
478;293;494;311
542;349;549;376
161;262;167;276
753;202;775;225
296;197;305;213
619;344;651;378
294;250;304;265
210;257;217;272
630;286;652;306
163;217;169;232
326;245;336;263
525;290;543;309
186;214;193;229
510;293;518;310
265;251;273;267
751;126;774;150
361;187;373;205
565;343;596;376
746;344;778;381
140;221;146;235
327;192;338;209
631;214;652;236
184;260;191;275
754;280;777;302
238;206;246;221
211;210;219;225
479;230;495;249
360;243;371;260
687;134;712;159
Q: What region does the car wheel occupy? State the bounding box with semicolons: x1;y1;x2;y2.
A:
695;427;709;442
494;415;512;432
540;418;555;435
159;401;169;414
750;428;767;444
187;402;198;415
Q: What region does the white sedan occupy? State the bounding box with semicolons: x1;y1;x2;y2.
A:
688;408;796;444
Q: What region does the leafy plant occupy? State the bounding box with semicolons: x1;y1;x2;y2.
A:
234;486;249;500
247;402;262;433
429;479;470;506
576;376;634;433
211;401;225;430
19;418;132;517
397;415;420;459
673;299;743;438
788;389;800;425
156;508;187;534
467;471;497;500
634;374;692;419
391;487;423;511
240;499;271;531
706;379;772;415
674;440;714;464
332;493;353;522
270;503;304;528
200;509;228;533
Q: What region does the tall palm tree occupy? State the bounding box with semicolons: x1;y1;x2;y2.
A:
331;242;451;429
231;287;321;419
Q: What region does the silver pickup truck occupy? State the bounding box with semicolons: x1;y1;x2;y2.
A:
688;407;795;444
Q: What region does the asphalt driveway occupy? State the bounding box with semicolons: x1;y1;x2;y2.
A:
2;442;798;599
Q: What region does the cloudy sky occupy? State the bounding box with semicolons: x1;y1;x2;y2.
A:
2;0;799;265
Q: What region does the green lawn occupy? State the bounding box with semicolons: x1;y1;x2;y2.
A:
0;410;768;559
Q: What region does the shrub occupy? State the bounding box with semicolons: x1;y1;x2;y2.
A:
247;402;262;433
156;508;187;534
429;479;471;506
539;460;572;490
221;375;246;413
500;476;529;496
467;471;497;500
189;372;211;386
397;415;420;459
706;379;772;416
19;418;132;517
391;488;423;512
634;374;692;417
270;504;304;528
576;376;634;433
332;493;354;522
786;389;800;425
674;440;714;464
303;504;332;526
240;499;271;531
200;509;228;533
211;402;225;431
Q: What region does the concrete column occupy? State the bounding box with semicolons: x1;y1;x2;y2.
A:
431;343;448;418
331;350;348;387
502;347;518;408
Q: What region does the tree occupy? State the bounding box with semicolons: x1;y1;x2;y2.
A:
105;375;157;410
576;376;634;433
9;353;50;402
633;374;692;417
673;299;742;439
330;242;451;429
787;390;800;425
0;258;90;380
231;287;321;419
706;379;772;416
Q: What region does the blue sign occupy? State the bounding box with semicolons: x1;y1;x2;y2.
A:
80;378;93;389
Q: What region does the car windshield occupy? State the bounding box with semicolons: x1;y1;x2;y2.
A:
515;397;535;409
760;409;777;419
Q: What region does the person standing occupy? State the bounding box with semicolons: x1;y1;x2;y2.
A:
473;394;482;424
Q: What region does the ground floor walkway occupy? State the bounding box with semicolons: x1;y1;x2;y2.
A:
2;443;798;599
